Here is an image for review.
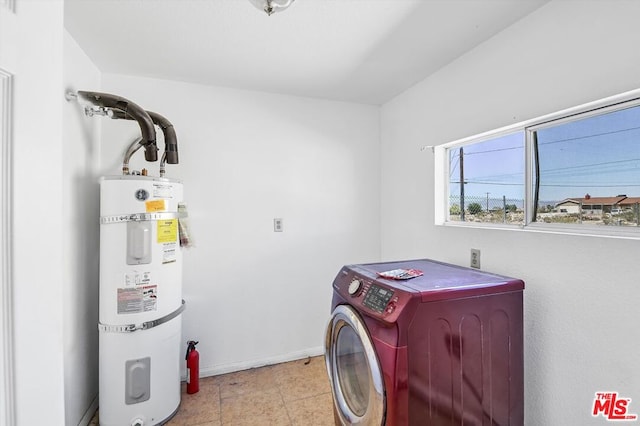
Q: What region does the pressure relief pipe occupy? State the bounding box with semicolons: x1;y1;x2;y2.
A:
77;91;158;162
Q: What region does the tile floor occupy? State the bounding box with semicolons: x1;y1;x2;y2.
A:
89;355;335;426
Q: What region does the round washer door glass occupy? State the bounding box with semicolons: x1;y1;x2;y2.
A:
336;325;370;416
325;305;384;425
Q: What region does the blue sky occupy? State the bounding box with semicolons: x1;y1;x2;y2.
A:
536;105;640;200
449;132;524;201
449;104;640;204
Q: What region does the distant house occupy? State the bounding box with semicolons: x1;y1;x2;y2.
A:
555;199;581;214
618;197;640;211
555;195;629;215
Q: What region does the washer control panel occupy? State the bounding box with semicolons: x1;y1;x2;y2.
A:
334;268;407;321
363;284;394;313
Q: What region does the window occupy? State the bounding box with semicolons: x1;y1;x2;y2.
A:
531;103;640;227
441;91;640;237
448;132;524;225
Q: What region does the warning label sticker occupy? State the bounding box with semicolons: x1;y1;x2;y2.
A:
153;183;174;198
124;271;152;287
157;219;178;243
162;242;177;264
117;285;157;314
145;199;166;212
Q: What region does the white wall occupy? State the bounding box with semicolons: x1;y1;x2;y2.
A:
62;30;101;426
15;1;637;424
380;1;640;425
0;1;66;425
99;74;381;374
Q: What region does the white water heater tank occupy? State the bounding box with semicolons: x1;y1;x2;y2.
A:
98;175;184;426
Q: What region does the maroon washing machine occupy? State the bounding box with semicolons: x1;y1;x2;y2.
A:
324;259;524;425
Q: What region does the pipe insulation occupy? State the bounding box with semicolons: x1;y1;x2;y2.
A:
112;110;179;165
77;91;159;162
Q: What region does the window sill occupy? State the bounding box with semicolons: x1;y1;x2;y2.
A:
439;220;640;240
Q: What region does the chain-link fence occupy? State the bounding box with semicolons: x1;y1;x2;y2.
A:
449;195;524;224
449;195;640;226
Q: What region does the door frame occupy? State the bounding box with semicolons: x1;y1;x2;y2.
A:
0;67;15;426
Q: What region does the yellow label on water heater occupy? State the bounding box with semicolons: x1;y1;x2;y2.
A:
145;199;166;212
157;219;178;243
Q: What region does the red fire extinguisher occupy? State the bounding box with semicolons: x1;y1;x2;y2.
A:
185;340;199;394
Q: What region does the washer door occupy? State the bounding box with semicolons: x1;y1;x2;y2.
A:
325;305;385;425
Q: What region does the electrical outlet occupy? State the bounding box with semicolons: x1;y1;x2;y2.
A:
470;248;481;269
274;218;283;232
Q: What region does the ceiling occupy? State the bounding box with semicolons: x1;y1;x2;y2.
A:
64;0;548;105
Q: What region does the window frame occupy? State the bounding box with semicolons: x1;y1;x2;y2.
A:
436;89;640;240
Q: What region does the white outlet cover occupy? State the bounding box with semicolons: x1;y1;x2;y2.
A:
470;249;481;269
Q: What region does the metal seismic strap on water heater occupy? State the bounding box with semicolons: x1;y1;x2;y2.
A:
98;300;186;334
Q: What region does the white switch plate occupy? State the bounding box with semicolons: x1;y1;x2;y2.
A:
470;248;481;269
274;218;283;232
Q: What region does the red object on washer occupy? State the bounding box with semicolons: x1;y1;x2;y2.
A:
325;259;524;425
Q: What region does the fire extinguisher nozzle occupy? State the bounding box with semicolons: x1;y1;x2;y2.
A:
185;340;198;359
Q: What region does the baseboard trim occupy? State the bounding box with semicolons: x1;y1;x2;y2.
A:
198;346;325;378
78;394;99;426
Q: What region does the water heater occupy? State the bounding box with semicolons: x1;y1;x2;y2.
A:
67;90;186;426
98;176;184;426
